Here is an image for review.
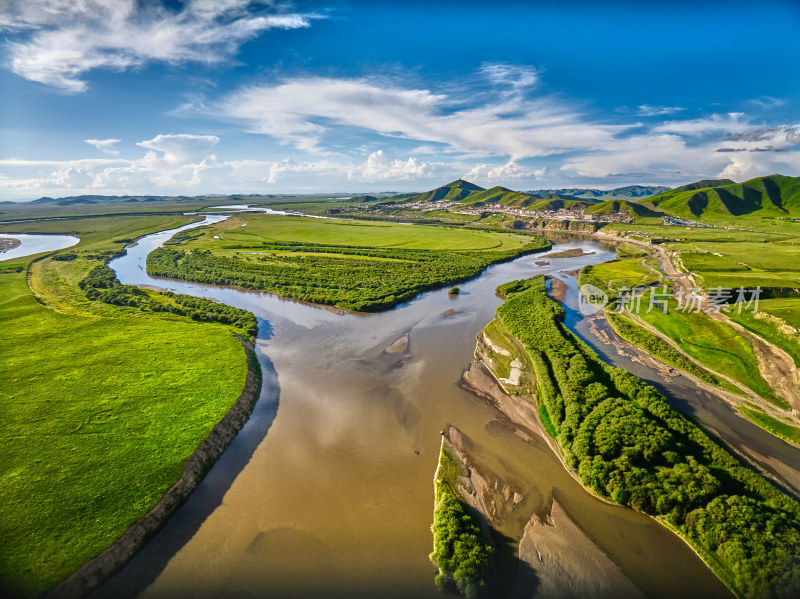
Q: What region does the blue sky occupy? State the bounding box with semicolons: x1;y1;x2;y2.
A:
1;0;799;200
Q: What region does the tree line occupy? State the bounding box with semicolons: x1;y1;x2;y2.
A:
80;264;257;339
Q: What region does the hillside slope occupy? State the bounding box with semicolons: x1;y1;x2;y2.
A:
405;179;484;203
641;175;800;220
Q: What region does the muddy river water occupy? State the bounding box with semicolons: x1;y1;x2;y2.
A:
94;216;800;598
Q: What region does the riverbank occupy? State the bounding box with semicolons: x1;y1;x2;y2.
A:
43;338;262;599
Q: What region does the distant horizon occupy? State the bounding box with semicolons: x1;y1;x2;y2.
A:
2;1;799;201
0;179;718;204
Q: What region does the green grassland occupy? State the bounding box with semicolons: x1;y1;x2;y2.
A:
580;258;659;293
0;215;253;597
605;312;742;395
495;275;800;598
146;214;550;311
606;217;800;290
631;299;785;408
728;299;800;368
183;214;535;251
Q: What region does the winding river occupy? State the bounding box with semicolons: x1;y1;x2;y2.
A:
92;216;800;599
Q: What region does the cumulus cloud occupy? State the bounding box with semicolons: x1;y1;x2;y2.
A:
85;138;121;155
136;133;220;163
346;150;444;182
1;0;316;92
464;162;547;184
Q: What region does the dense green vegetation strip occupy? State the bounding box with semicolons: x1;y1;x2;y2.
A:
495;276;800;598
430;442;494;599
147;237;549;311
80;263;257;339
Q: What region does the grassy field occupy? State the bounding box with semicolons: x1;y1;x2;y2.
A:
605;312;743;395
728;298;800;368
606;222;800;289
0;215;251;597
147;214;549;311
633;300;785;408
184;214;534;251
581;258;659;293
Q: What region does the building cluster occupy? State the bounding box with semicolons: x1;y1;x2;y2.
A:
349;198;634;223
424;203;633;223
662;216;713;228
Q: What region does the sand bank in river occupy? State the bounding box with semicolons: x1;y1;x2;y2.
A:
443;419;644;599
541;248;595;259
511;501;645;599
0;237;22;253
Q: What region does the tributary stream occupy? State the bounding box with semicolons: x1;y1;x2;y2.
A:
95;216;800;599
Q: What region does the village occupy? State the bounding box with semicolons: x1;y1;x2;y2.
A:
351;198;636;223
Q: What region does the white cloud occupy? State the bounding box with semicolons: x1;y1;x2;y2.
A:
464;162;547;184
136;133;220;163
217;75;630;160
85;138;121;155
479;63;539;92
653;112;749;136
346;150;444;182
635;105;686;116
1;1;316;92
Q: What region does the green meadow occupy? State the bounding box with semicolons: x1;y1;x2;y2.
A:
184;213;535;251
728;298;800;368
147;214;549;311
581;258;659;293
633;300;785;408
0;215;251;597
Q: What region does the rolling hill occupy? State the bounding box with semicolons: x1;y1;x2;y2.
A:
404;179;484;203
402;175;800;225
584;199;667;218
639;175;800;221
532;185;670;200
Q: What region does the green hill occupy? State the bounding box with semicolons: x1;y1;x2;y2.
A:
585;199;666;218
641;175;800;221
533;185;670;200
405;179;484;203
457;186;533;207
526;195;600;211
669;179;734;194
